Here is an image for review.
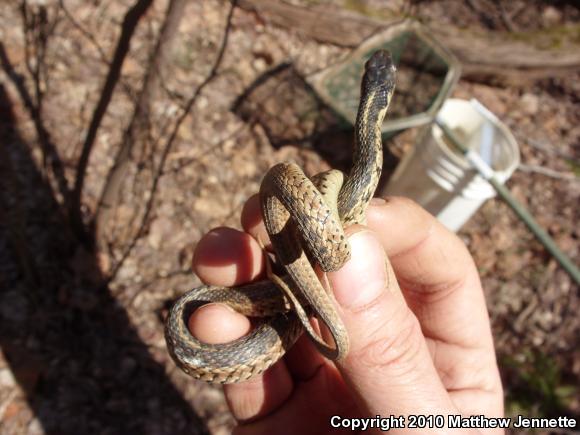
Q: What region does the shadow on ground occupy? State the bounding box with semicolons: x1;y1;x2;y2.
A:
232;62;400;191
0;84;207;434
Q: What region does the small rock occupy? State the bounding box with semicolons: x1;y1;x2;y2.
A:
520;93;539;115
198;95;209;109
27;418;43;435
542;6;562;27
97;251;111;275
252;57;267;71
116;258;137;281
0;368;16;387
148;216;174;249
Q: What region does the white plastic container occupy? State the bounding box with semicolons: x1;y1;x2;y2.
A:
383;99;520;232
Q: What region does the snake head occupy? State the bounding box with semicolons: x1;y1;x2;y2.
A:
362;49;396;97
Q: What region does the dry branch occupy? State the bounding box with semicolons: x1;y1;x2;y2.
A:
0;41;71;210
58;0;109;62
238;0;580;83
70;0;154;244
93;0;187;258
1;3;73;209
108;0;237;280
58;0;137;103
238;0;383;47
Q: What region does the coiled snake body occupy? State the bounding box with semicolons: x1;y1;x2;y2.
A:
165;50;396;383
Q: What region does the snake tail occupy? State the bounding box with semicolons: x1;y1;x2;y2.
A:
165;283;303;383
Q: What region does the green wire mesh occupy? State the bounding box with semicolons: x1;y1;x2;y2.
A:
309;20;461;139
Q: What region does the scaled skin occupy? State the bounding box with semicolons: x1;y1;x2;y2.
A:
188;196;503;435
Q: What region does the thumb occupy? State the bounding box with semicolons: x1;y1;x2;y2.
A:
328;228;457;418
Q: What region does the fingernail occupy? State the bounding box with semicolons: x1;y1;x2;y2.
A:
328;231;387;309
370;197;387;206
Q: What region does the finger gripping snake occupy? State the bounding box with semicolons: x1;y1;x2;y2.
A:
165;50;396;383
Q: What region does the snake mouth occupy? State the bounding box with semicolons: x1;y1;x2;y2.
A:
363;50;396;91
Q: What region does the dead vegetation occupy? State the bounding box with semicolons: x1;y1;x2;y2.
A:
0;0;578;433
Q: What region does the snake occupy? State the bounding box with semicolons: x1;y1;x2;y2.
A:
165;50;396;384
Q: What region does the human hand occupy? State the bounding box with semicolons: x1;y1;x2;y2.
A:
189;196;503;434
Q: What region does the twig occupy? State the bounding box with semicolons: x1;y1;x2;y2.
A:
237;0;580;84
59;0;137;105
123;268;191;303
526;138;579;164
164;125;246;174
20;1;61;120
108;0;237;281
0;42;71;210
20;1;45;109
438;119;580;285
94;0;187;255
17;2;69;194
69;0;154;245
518;164;579;182
465;0;498;30
496;0;517;33
58;0;108;62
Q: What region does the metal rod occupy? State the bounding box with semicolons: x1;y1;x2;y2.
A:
435;118;580;286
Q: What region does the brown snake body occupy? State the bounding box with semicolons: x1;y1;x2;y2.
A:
165;50;396;383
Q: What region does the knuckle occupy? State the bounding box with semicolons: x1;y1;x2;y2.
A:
352;310;424;377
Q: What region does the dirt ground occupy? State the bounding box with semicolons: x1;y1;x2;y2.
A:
0;0;578;434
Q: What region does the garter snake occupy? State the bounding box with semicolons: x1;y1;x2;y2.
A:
165;50;396;383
